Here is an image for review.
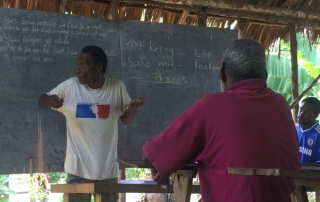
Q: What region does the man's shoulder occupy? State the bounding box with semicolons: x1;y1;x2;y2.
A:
59;77;79;86
104;77;125;88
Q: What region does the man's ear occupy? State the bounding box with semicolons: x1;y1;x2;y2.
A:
97;63;103;73
220;62;227;82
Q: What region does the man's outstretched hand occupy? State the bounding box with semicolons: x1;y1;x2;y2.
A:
129;95;145;109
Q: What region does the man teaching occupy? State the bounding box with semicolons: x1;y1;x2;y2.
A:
38;45;145;202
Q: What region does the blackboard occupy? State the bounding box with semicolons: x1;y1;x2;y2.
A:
0;7;237;174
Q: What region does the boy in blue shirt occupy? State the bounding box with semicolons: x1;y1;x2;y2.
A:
296;97;320;163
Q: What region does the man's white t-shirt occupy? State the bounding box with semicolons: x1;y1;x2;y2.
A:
47;77;131;180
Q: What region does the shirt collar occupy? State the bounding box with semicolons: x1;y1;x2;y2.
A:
300;120;320;133
226;79;267;92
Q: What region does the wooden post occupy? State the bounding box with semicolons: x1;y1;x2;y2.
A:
118;169;126;202
59;0;68;13
4;175;9;199
197;7;207;27
107;0;120;20
238;20;249;39
315;188;320;202
289;24;299;122
170;170;194;202
38;115;43;173
294;186;308;202
95;193;111;202
63;193;73;202
14;0;20;8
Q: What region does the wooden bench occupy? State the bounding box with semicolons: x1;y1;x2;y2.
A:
51;182;201;202
51;159;200;202
228;165;320;202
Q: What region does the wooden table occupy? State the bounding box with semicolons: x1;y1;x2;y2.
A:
117;159;199;202
51;159;200;202
228;164;320;202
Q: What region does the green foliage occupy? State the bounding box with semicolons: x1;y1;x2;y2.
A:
30;174;49;202
125;168;146;180
267;34;320;104
0;175;17;202
47;172;67;184
308;192;316;202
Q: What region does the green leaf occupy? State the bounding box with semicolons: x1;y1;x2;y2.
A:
0;187;17;196
0;198;10;202
0;178;14;186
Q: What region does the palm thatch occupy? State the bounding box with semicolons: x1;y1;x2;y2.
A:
2;0;320;50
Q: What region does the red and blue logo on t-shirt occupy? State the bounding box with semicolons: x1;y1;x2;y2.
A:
76;104;110;119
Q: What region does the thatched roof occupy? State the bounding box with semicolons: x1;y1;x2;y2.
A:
2;0;320;49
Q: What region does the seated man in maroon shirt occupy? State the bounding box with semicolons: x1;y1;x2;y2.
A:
143;39;300;202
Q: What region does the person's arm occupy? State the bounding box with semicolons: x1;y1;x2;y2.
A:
120;95;145;126
38;94;64;109
143;97;207;177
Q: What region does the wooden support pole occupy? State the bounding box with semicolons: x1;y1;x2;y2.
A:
59;0;68;13
294;186;308;202
153;8;163;22
118;170;126;202
197;7;207;27
238;20;249;39
177;10;189;24
290;73;320;109
4;175;9;199
14;0;20;8
107;0;120;20
289;24;299;122
38;115;43;173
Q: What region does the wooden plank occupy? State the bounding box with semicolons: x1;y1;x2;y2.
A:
51;184;96;194
51;183;201;194
289;24;299;122
294;179;320;187
301;163;320;170
117;159;198;170
228;167;320;180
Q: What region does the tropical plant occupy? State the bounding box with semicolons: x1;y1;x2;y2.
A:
125;168;146;180
47;172;67;184
0;175;17;202
267;33;320;104
30;173;50;202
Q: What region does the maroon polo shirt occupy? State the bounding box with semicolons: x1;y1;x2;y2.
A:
143;79;300;202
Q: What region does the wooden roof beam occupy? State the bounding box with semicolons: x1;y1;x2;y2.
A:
177;10;189;24
151;0;320;22
206;8;320;30
59;0;67;13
